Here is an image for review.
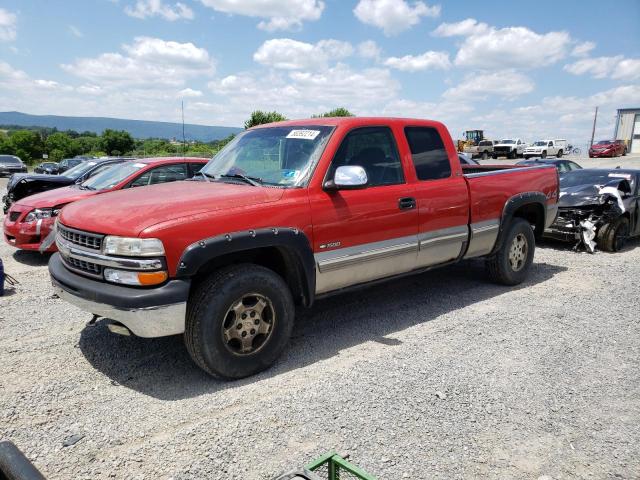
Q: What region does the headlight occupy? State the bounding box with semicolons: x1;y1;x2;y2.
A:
103;236;165;256
24;208;60;223
104;268;168;286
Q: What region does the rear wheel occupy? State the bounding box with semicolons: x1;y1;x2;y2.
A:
597;217;629;252
486;218;535;285
185;264;295;379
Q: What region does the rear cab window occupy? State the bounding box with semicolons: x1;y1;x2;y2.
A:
404;127;451;181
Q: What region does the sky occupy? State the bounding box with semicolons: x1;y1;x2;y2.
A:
0;0;639;144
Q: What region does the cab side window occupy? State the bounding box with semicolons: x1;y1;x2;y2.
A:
130;163;188;187
404;127;451;180
328;127;404;187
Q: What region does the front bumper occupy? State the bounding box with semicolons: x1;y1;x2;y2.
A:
3;214;57;251
589;150;615;157
49;253;190;337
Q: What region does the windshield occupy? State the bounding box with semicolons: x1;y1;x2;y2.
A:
81;161;145;190
560;170;636;190
63;160;99;179
479;141;492;146
532;141;546;146
0;155;21;164
500;140;515;144
201;126;334;187
595;140;612;145
42;162;56;167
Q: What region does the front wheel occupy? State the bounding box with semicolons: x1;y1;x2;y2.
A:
597;217;629;252
485;218;535;285
556;150;563;158
541;151;547;159
481;151;488;160
185;264;295;379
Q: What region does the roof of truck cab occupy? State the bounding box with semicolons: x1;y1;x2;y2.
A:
252;117;445;129
127;157;209;164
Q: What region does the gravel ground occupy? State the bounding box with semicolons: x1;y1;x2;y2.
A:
1;159;640;479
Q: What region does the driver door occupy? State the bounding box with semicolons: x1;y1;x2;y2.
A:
309;126;418;294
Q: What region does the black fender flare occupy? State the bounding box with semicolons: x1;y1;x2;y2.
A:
491;192;548;255
177;227;316;306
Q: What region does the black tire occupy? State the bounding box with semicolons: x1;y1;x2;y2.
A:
485;218;535;286
185;264;295;379
541;150;547;159
596;217;629;252
623;148;627;156
556;150;563;158
481;151;488;160
509;150;516;159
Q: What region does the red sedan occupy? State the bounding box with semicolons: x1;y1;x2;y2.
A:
4;157;207;252
589;140;628;158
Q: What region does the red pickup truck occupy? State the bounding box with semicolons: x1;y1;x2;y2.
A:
49;118;559;379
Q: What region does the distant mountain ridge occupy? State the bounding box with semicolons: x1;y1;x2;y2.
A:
0;111;242;142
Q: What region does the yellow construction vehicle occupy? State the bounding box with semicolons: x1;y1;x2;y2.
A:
457;130;485;152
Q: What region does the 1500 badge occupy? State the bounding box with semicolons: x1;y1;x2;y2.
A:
319;241;341;249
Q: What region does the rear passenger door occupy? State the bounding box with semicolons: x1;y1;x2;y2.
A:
310;126;419;294
403;126;471;266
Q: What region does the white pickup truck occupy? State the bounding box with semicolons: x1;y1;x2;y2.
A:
493;139;526;159
523;139;568;159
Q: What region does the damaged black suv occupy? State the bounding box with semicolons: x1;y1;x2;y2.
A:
544;169;639;252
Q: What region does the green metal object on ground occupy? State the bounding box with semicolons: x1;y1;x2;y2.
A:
305;452;376;480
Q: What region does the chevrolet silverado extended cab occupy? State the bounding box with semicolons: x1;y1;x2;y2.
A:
49;118;559;379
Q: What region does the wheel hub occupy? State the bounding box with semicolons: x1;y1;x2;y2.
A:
222;294;274;355
508;233;528;272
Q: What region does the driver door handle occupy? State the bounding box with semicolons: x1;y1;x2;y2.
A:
398;197;416;210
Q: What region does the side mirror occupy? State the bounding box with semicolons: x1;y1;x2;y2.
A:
324;165;368;190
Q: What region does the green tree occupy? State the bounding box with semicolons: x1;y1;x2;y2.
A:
73;136;99;154
45;132;79;161
8;130;44;163
244;110;287;129
99;129;135;156
312;107;354;118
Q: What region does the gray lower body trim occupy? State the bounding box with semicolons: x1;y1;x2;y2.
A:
464;219;500;258
52;285;185;338
546;203;558;228
315;235;418;294
314;225;473;294
417;225;468;268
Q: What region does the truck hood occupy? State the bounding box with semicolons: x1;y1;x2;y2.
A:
58;181;285;236
15;185;97;209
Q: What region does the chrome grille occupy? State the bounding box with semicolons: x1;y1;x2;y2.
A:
63;256;102;277
58;224;103;250
9;211;20;222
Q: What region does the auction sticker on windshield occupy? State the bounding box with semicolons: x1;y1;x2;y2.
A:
134;163;146;168
286;130;321;140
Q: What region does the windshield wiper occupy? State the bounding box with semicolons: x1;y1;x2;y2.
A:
194;171;214;182
218;173;263;186
78;184;96;190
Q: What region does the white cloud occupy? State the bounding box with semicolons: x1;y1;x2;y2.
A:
178;87;203;97
384;50;450;71
207;64;399;123
68;25;83;38
125;0;194;21
565;55;640;81
199;0;324;31
444;70;534;99
437;19;572;69
0;8;17;41
358;40;382;60
62;37;215;87
253;38;353;70
571;41;595;57
353;0;440;36
432;18;488;37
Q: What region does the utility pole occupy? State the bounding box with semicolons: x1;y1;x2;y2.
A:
590;106;598;147
181;100;186;157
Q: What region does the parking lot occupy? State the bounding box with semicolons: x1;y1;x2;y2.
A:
1;155;640;479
